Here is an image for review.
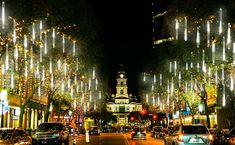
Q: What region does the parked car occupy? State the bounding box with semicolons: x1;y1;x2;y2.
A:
164;124;213;145
89;126;100;135
131;127;146;140
166;125;176;135
158;128;167;139
32;122;69;145
151;126;163;138
0;128;32;145
209;128;223;145
221;127;235;145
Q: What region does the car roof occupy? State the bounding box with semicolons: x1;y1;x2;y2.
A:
182;124;206;127
40;122;64;125
153;126;163;128
0;128;14;130
90;126;99;128
133;127;144;129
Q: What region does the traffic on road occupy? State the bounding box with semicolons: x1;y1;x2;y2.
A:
1;123;235;145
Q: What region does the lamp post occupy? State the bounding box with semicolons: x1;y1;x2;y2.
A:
0;89;7;127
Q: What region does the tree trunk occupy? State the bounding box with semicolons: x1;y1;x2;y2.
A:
204;100;211;128
44;97;51;122
19;104;25;128
179;112;183;125
57;101;61;122
191;112;195;124
44;102;50;122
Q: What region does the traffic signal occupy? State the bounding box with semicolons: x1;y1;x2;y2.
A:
131;116;134;121
153;114;157;120
141;109;146;115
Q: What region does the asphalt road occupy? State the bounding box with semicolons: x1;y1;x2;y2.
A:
69;132;164;145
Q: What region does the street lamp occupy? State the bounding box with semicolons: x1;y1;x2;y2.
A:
0;89;7;127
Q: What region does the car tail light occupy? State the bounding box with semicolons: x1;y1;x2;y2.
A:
208;134;213;141
132;131;135;134
177;134;184;142
142;130;146;134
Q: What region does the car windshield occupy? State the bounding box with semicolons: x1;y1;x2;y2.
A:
182;126;209;134
37;123;64;131
230;128;235;135
133;128;144;132
90;127;98;130
0;130;13;140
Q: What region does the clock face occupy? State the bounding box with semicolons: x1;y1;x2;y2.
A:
120;74;124;78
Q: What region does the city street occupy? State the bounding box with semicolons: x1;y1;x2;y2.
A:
69;133;164;145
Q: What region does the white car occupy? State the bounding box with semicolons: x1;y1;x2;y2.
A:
164;124;213;145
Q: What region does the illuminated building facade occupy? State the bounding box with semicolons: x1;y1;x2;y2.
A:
107;70;142;126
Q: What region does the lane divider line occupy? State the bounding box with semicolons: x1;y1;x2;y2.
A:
124;134;130;145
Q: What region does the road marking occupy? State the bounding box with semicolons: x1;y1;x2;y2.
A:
124;134;130;145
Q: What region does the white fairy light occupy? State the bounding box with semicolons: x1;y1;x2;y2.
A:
207;21;210;47
62;35;65;53
184;17;187;41
73;41;76;56
44;32;47;54
219;8;223;34
52;28;55;48
227;23;231;49
1;1;5;29
154;74;156;84
175;19;179;40
13;20;16;44
223;37;226;61
196;27;200;48
32;23;35;44
233;43;235;64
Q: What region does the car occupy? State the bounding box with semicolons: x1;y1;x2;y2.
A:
123;126;133;132
131;127;146;140
32;122;69;145
89;126;100;135
0;128;32;145
151;126;164;138
166;125;175;134
209;128;223;145
164;124;213;145
157;128;167;139
221;127;235;145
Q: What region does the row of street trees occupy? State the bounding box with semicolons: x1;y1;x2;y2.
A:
0;1;108;128
142;5;235;129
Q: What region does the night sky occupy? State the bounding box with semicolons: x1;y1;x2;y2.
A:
90;0;153;96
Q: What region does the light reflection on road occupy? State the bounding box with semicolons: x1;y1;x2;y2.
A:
125;132;164;145
69;132;164;145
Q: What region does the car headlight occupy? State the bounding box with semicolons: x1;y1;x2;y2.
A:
53;133;60;138
14;142;31;145
32;134;37;139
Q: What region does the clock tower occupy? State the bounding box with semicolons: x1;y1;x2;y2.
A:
107;70;142;126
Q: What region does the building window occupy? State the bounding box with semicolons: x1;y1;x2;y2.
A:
120;106;125;112
121;81;123;85
120;90;124;94
127;106;129;110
